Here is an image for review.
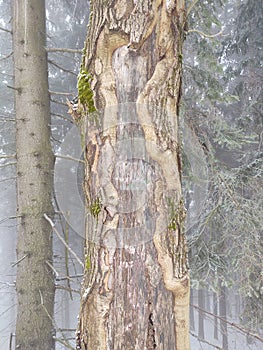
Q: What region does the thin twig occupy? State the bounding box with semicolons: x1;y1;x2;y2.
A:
46;47;82;54
0;176;17;183
39;290;75;350
0;52;13;61
0;161;16;168
0;216;19;225
56;274;83;281
44;214;84;268
0;154;16;159
55;154;84;164
48;59;77;76
191;304;263;342
0;116;16;122
0;304;16;317
11;254;28;267
0;26;12;34
186;0;200;17
51;112;73;123
49;90;74;96
55;285;81;294
9;333;15;350
53;337;75;350
0;281;15;287
190;332;222;349
6;85;22;92
50;98;68;106
64;217;73;300
39;289;44;304
187;29;224;39
45;260;59;277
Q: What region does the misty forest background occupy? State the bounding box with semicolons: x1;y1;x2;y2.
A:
0;0;262;349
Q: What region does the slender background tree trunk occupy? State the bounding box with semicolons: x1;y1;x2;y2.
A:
13;0;55;349
213;291;219;340
198;288;205;340
190;289;195;331
77;1;190;349
219;282;228;350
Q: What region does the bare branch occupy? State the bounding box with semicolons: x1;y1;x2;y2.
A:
53;337;75;350
51;113;73;123
0;116;16;122
0;216;19;225
39;289;75;350
55;285;81;294
0;26;12;34
59;215;73;300
49;90;74;96
44;214;55;228
11;254;28;267
186;0;200;17
46;47;82;54
0;281;16;287
187;29;225;39
55;154;84;164
0;52;13;61
45;260;59;277
192;304;263;342
44;214;84;268
56;274;83;281
0;176;17;183
190;332;222;349
7;85;22;93
50;98;68;107
9;333;15;350
48;59;77;76
0;161;16;168
0;154;16;159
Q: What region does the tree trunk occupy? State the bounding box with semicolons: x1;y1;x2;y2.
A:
77;1;190;349
13;1;55;349
190;288;195;331
198;288;204;340
219;283;228;350
213;291;218;340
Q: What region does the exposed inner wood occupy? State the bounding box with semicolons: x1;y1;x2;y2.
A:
78;1;190;349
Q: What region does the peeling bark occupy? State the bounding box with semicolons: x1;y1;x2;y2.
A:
77;1;190;349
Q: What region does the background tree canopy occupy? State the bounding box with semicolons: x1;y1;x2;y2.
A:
183;0;263;333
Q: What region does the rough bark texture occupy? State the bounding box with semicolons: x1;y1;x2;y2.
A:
77;1;190;349
13;1;55;349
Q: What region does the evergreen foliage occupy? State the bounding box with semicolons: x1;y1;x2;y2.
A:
183;0;263;330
